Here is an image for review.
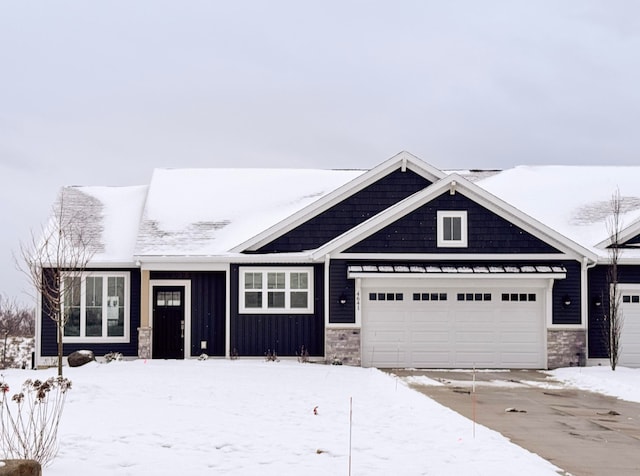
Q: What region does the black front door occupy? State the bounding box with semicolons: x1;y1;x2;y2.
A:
152;286;185;359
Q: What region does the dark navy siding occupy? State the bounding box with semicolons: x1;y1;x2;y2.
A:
230;264;324;356
328;259;581;325
41;268;141;357
150;271;226;357
551;260;582;325
588;265;640;358
626;234;640;245
256;169;431;253
348;191;561;254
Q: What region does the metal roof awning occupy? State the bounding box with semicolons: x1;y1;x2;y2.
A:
347;264;567;279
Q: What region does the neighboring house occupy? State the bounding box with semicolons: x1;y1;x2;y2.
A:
35;152;640;369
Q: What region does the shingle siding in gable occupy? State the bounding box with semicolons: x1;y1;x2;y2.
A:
255;169;431;253
625;234;640;245
587;264;640;359
347;191;561;254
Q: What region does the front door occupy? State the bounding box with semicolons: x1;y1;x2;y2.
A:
152;286;185;359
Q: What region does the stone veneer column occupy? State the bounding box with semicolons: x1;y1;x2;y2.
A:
547;329;586;369
326;328;361;366
138;327;152;359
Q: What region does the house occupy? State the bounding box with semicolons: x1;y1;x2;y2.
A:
35;152;640;369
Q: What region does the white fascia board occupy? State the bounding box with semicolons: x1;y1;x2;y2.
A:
312;173;597;263
86;260;139;268
595;217;640;249
231;151;445;253
136;252;315;270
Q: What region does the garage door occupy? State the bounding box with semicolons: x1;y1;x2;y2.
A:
619;287;640;367
361;279;546;369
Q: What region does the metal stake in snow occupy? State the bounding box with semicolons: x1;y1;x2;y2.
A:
472;365;477;439
348;396;353;476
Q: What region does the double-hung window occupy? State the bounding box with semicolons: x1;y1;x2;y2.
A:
62;272;130;342
240;268;313;313
437;211;468;248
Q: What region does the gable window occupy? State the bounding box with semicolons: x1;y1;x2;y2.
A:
240;268;313;313
437;211;468;248
62;272;130;342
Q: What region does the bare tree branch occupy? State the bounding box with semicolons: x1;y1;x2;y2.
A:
17;189;95;376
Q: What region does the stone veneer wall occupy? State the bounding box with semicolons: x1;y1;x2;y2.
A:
326;328;361;366
138;327;152;359
547;329;586;369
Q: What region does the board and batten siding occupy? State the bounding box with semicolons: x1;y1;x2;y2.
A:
150;271;226;357
347;191;561;254
230;264;325;357
255;169;431;253
588;264;640;358
40;268;141;357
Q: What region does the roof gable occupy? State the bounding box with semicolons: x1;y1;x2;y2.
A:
345;189;560;254
234;151;446;253
134;168;363;256
311;173;598;261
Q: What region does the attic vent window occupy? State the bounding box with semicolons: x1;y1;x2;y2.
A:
437;211;468;248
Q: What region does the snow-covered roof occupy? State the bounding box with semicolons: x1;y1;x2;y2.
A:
475;165;640;259
52;185;148;265
49;158;640;266
134;168;365;256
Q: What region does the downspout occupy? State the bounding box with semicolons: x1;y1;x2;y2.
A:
582;256;598;363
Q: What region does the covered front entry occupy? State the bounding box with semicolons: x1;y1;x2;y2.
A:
360;277;548;369
152;285;186;359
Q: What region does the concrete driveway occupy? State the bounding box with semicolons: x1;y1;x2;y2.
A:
389;369;640;476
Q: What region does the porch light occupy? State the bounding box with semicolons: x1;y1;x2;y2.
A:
562;295;571;307
592;297;602;307
339;294;347;306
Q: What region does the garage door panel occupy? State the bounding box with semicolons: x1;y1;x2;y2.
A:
619;291;640;367
362;283;545;368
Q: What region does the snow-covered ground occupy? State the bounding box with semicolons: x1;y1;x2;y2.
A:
548;365;640;403
0;360;563;476
2;361;637;475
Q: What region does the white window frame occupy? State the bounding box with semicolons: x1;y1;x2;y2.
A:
61;271;130;343
239;267;314;314
437;210;468;248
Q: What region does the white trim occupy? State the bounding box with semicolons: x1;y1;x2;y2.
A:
238;267;315;314
35;287;43;368
149;279;192;359
437;210;468;248
231;151;446;253
595;217;640;249
61;271;131;344
323;254;330;358
311;173;597;262
225;270;231;358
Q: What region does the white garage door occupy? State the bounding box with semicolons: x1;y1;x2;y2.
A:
619;287;640;367
361;279;546;369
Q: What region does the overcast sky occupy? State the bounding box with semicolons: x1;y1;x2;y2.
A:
1;1;640;304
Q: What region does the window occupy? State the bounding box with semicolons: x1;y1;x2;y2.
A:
412;292;448;301
501;292;537;302
369;292;403;301
240;268;313;313
457;293;492;301
437;211;468;248
62;272;129;342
